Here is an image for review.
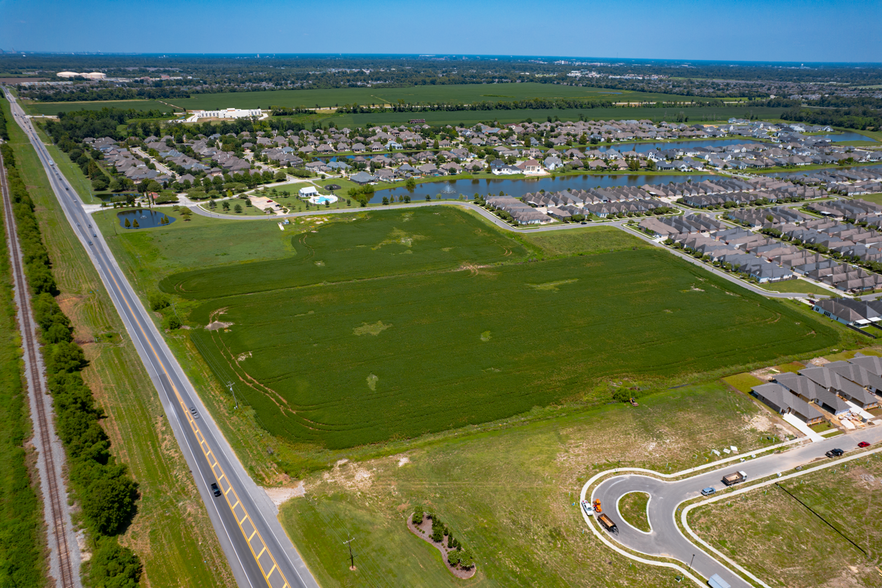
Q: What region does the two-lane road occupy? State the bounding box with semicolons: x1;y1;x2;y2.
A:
587;426;882;587
4;89;318;588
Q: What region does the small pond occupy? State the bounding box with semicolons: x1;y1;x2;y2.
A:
117;210;175;229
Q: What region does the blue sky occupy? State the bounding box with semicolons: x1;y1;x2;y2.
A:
1;0;880;62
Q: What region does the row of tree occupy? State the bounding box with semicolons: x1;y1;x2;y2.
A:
1;142;142;587
0;99;45;588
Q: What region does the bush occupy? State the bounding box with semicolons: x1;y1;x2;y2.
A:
148;293;170;311
447;551;460;566
412;511;423;526
164;315;181;330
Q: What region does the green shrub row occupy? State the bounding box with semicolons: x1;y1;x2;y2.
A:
416;511;474;571
0;100;45;587
1;140;142;587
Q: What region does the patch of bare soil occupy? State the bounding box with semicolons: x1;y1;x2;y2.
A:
316;460;374;492
263;482;305;506
809;356;830;367
206;321;233;331
406;514;476;579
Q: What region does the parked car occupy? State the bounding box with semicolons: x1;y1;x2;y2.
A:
825;448;844;458
210;483;222;497
701;487;716;496
858;441;870;448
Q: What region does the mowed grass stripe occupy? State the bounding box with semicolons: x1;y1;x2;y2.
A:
188;248;837;449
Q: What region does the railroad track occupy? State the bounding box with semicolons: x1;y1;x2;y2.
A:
0;150;75;587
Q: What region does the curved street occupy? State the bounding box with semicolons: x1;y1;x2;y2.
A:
583;426;882;587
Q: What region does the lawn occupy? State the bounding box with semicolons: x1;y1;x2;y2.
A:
2;100;236;588
280;381;789;588
150;207;841;452
618;492;651;533
690;453;882;587
23;99;176;116
856;193;882;206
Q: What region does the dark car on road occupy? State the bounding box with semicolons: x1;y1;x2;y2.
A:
210;483;222;497
825;448;844;458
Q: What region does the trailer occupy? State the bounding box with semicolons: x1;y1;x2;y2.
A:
597;513;618;534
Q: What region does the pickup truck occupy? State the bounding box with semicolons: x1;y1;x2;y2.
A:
721;471;747;486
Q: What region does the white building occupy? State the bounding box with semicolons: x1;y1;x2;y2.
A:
186;108;263;122
299;186;318;198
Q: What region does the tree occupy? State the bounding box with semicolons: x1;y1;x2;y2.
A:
124;218;131;228
86;537;142;588
132;220;139;228
81;471;138;535
222;201;230;211
234;204;243;214
405;177;416;192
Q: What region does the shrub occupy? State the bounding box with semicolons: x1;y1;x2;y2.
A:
412;511;423;526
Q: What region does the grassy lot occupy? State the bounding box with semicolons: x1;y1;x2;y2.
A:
760;279;833;296
0;181;47;587
172;84;716;111
721;373;765;394
162;208;841;453
2;100;236;588
23;99;175;116
161;207;529;299
618;492;651;533
515;226;651;258
690;454;882;587
280;381;788;588
856;193;882;206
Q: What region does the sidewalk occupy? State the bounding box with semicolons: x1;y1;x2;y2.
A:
782;413;823;442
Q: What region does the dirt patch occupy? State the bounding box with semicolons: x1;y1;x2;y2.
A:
317;460;374;492
407;514;477;580
809;356;830;366
206;321;233;331
264;482;305;506
353;321;392;336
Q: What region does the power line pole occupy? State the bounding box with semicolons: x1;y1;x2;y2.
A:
226;381;238;409
343;537;356;570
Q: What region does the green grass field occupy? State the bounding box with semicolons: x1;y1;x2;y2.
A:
760;279;833;296
691;454;882;587
318;106;786;128
2;99;236;588
24;100;175;116
280;381;788;588
148;207;841;451
171;84;719;111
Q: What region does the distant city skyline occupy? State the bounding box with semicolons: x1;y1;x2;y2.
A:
1;0;880;63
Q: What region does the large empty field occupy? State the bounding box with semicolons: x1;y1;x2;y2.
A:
24;99;175;116
170;84;709;110
156;208;839;450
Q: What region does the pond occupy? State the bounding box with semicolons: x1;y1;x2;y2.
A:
373;173;722;204
807;132;875;143
117;209;175;229
595;139;760;154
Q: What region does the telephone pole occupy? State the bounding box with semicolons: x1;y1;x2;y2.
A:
343;537;356;570
226;381;238;409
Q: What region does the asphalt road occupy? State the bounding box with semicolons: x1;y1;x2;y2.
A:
586;426;882;587
4;90;319;588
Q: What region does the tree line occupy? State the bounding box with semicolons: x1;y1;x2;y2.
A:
0;101;45;588
1;140;142;588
